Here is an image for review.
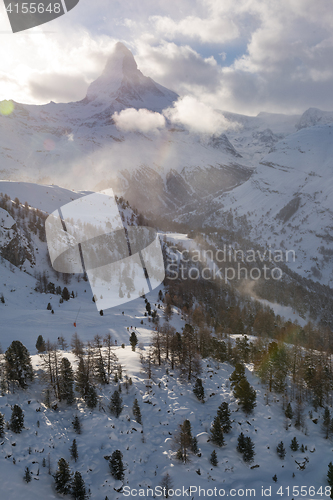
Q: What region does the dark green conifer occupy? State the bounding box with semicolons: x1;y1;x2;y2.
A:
5;341;33;389
276;441;286;459
109;450;125;480
85;384;98;409
285;402;293;420
0;412;5;437
59;357;75;404
23;466;31;483
54;458;72;494
210;416;224;447
193;378;205;402
210;450;218;466
9;404;24;433
237;432;246;454
71;471;87;499
109;390;123;418
290;437;299;451
129;332;138;351
217;401;232;433
72;415;82;434
132;398;142;424
243;436;255;462
70;438;78;462
36;335;46;353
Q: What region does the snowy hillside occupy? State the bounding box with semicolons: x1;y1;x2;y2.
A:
0;180;332;500
0;269;332;500
1;348;332;500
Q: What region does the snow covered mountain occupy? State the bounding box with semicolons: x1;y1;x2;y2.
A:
0;42;251;215
181;120;333;287
0;42;333;286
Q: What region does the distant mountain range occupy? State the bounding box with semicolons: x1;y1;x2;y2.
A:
0;42;332;286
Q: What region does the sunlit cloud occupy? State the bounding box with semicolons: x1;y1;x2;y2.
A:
113;108;166;133
163;96;239;134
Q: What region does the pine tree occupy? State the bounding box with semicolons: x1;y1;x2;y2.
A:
210;450;218;466
217;402;232;433
161;473;173;498
323;407;331;439
129;332;138;351
193;378;205;402
70;439;78;462
95;356;107;385
109;390;123;418
290;437;299;451
109;450;125;480
10;404;24;433
54;458;72;494
132;399;142;424
71;471;87;500
59;357;75;404
237;432;246;454
5;340;33;389
62;287;70;301
210;416;224;447
229;363;245;389
285;402;293;420
47;302;52;310
71;333;84;357
85;384;98;409
191;436;199;454
76;358;89;397
276;441;286;459
243;437;255;463
327;462;333;491
176;419;193;463
36;335;46;353
233;377;256;414
23;466;31;483
44;388;51;408
73;415;82;434
0;412;5;438
272;474;277;483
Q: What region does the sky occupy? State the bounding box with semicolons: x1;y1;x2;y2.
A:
0;0;333;115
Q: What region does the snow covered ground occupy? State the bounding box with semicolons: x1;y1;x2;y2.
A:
0;255;332;499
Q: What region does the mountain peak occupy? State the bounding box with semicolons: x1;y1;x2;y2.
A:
85;42;178;112
103;42;137;78
86;42;136;101
296;107;333;130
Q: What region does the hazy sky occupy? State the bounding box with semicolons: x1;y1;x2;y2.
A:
0;0;333;115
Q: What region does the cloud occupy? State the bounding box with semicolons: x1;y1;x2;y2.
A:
151;14;239;44
29;73;88;102
113;108;166;133
0;6;117;104
163;96;239;134
135;41;221;94
1;0;333;114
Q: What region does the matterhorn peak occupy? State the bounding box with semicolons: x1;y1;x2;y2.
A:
103;42;138;76
86;42;178;112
